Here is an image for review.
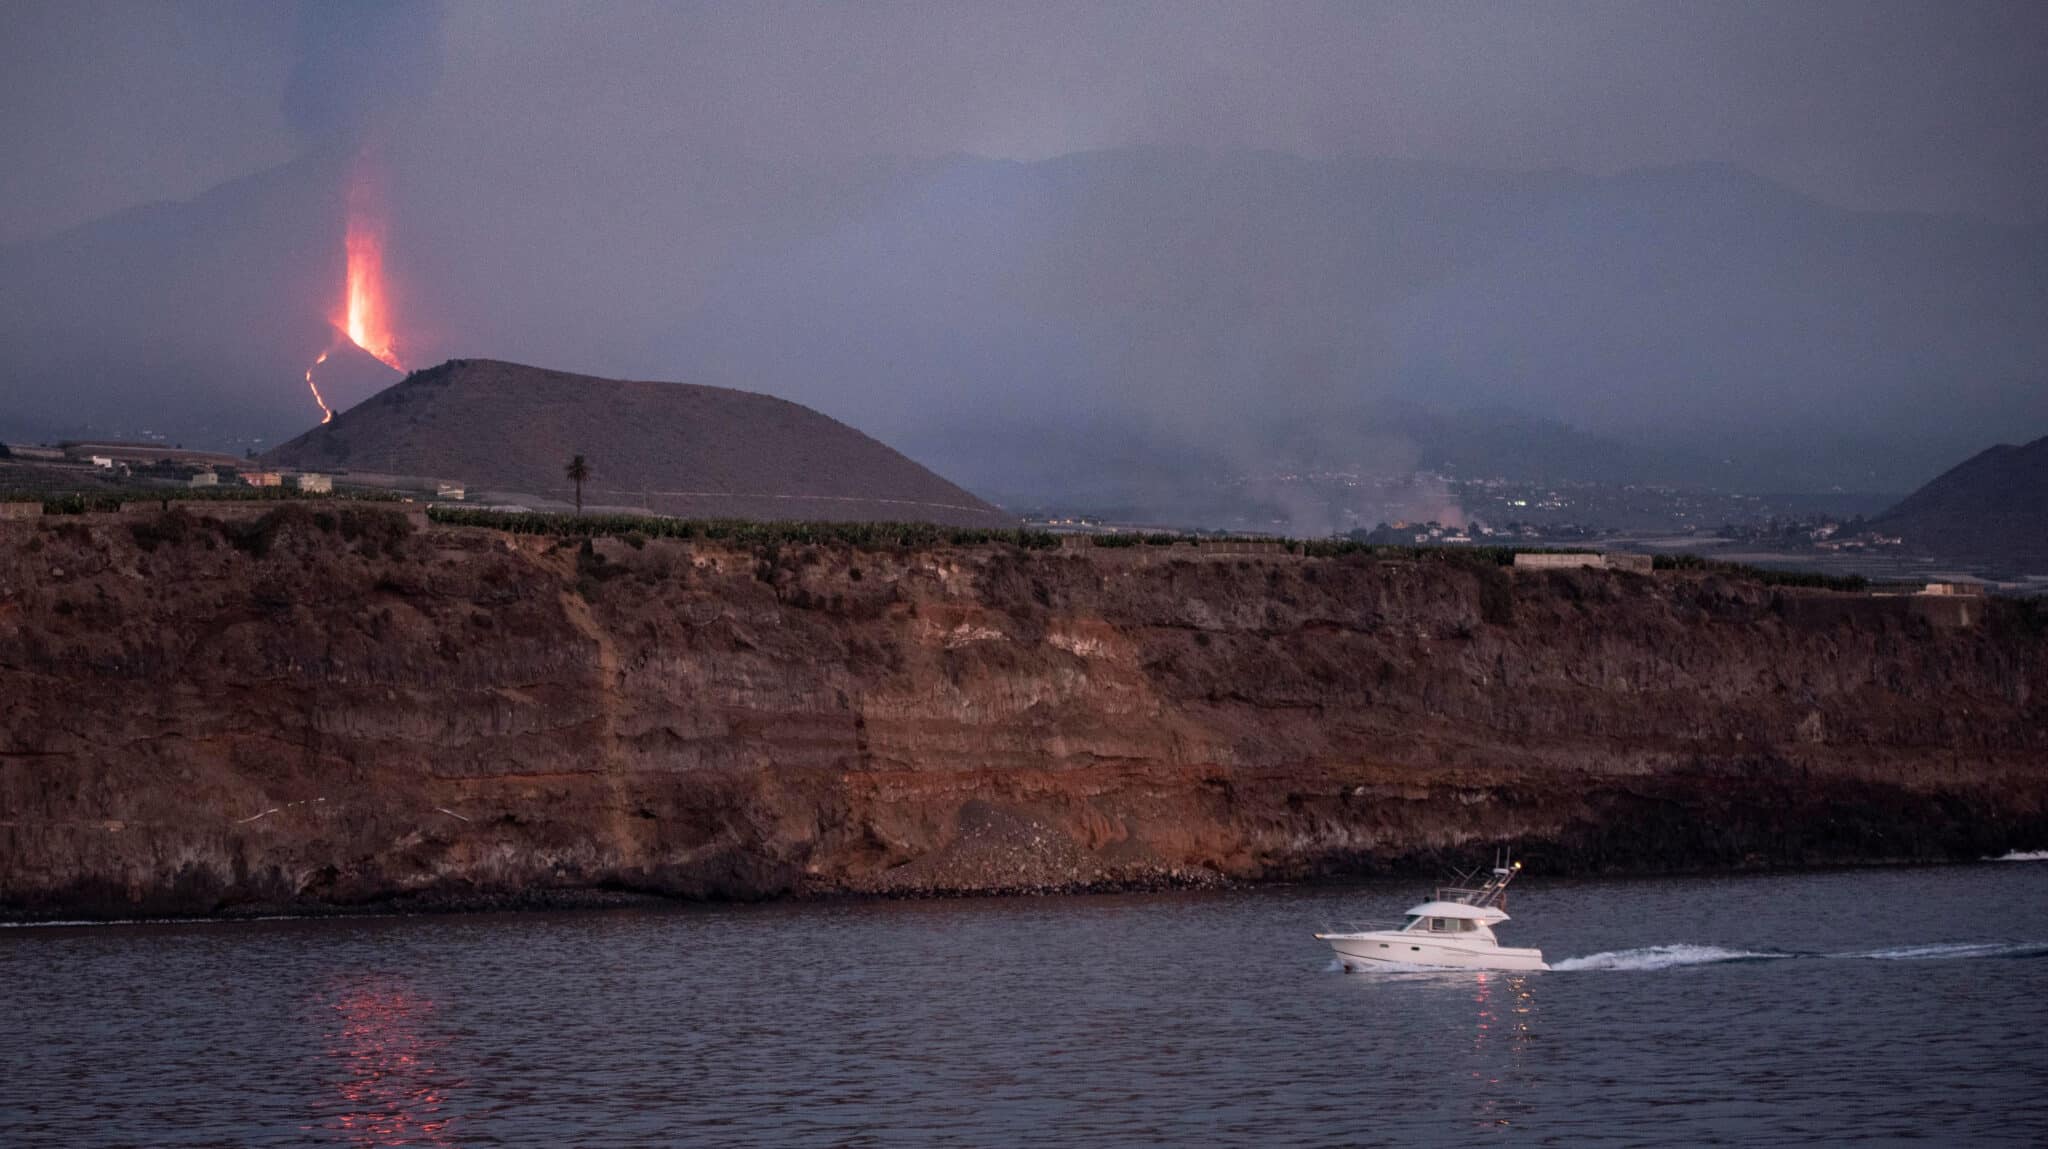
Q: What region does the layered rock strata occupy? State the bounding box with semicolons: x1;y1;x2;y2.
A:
2;507;2043;919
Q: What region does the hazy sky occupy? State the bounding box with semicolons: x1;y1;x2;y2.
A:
4;0;2046;245
3;0;2043;507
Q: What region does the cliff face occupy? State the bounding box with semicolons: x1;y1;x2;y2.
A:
3;507;2044;919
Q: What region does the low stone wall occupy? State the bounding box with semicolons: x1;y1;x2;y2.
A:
1512;551;1653;574
1197;540;1290;556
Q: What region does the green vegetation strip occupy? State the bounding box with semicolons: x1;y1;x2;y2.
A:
426;506;1062;550
26;494;1907;596
1652;552;1869;592
423;507;1610;570
16;486;401;515
123;503;415;559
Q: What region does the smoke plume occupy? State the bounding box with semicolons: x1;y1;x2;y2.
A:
282;1;445;145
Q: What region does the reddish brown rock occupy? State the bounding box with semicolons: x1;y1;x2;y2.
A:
2;507;2044;919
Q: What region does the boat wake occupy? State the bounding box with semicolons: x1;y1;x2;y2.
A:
1844;941;2048;961
1552;944;1783;971
1553;940;2048;971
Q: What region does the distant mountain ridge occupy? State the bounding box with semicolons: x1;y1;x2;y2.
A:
1874;435;2048;572
263;358;1013;527
676;149;2048;497
4;146;2044;502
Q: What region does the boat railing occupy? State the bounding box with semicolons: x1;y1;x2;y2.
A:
1438;863;1520;908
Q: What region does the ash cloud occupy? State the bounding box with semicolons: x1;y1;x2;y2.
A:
282;1;444;144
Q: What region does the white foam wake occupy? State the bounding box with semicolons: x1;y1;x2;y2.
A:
1991;850;2048;862
1552;940;2048;970
1845;941;2048;961
1551;944;1783;971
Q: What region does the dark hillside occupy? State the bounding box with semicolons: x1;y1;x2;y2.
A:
263;358;1012;527
1874;435;2048;571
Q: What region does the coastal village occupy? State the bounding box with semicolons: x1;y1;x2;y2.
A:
2;432;2004;612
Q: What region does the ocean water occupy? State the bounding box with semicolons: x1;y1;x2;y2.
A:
3;863;2046;1146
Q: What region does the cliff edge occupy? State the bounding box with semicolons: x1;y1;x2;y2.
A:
2;507;2044;919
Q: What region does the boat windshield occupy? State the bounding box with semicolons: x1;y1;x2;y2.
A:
1404;914;1480;933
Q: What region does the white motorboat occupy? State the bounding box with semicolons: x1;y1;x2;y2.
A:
1316;859;1548;972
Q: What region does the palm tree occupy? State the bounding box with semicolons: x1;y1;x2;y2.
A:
564;454;590;515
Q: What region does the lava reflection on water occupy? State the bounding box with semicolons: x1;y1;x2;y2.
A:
309;978;461;1146
1466;971;1538;1131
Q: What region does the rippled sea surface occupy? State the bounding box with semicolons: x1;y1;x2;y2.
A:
5;863;2047;1146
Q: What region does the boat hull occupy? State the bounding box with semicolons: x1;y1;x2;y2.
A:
1318;931;1549;972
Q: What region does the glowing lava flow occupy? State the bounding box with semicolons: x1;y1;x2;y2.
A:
302;151;404;423
305;351;334;424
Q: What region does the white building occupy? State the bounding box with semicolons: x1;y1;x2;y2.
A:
1921;582;1985;597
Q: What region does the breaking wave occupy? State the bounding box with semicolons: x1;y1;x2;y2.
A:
1552;945;1785;971
1991;850;2048;862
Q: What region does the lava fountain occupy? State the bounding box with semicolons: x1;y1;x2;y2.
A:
304;151;404;422
339;167;403;372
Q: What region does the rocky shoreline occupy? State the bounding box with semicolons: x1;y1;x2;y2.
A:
3;506;2044;921
7;856;2039;927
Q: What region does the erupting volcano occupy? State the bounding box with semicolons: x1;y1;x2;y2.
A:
304;151;404;422
339;177;402;372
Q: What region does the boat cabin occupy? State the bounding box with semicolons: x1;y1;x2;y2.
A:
1397;900;1508;935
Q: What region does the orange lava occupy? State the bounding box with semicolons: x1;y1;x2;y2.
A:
338;159;403;372
312;979;460;1146
305;350;334;424
301;150;404;424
